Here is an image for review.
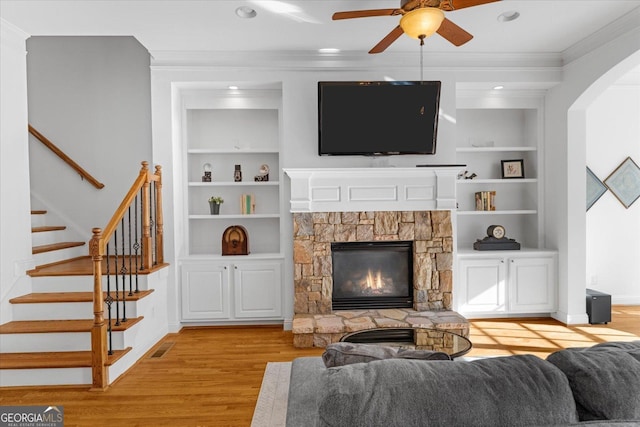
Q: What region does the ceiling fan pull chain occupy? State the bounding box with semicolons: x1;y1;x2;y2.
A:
419;34;425;82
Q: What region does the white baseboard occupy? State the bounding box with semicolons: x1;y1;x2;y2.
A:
551;311;590;325
611;296;640;305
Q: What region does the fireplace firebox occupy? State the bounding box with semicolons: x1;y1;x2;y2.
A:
331;241;413;310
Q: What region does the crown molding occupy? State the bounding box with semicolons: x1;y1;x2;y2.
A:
149;50;563;71
562;7;640;66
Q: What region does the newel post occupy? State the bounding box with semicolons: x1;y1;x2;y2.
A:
154;165;164;265
140;161;153;270
89;228;108;390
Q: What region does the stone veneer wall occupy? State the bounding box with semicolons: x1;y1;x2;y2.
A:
293;211;453;314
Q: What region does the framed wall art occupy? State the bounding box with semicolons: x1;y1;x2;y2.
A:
604;156;640;209
501;159;524;179
586;166;607;211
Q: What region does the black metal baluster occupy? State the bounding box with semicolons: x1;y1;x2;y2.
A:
105;243;113;356
113;231;121;326
133;194;140;293
139;188;145;271
120;218;128;323
127;205;134;297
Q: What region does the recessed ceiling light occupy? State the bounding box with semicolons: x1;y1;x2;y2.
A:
493;85;504;90
235;6;257;19
318;48;341;54
497;11;519;22
228;85;239;90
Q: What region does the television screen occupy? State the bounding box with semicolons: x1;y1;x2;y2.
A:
318;81;440;156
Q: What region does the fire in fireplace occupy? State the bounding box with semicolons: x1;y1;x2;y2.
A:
331;241;413;310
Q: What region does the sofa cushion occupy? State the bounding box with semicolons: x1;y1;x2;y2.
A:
317;354;578;427
321;342;450;368
546;342;640;421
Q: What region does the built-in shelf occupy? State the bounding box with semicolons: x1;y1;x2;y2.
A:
457;210;538;216
187;148;279;154
189;181;279;187
456;146;537;153
189;214;281;220
457;179;538;184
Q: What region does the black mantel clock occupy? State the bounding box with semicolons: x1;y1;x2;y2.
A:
473;225;521;251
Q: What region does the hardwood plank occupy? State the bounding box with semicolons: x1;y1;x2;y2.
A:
0;307;637;427
32;241;85;255
0;348;130;369
32;226;66;233
28;256;170;276
9;290;154;304
0;317;143;334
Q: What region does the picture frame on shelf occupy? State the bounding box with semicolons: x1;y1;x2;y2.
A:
604;156;640;209
586;166;607;211
501;159;524;179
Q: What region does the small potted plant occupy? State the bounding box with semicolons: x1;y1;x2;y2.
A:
208;196;224;215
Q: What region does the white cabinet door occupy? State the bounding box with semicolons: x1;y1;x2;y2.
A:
508;257;556;313
233;261;282;318
181;262;230;320
458;258;507;314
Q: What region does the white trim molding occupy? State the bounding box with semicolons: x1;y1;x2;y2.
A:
284;167;462;213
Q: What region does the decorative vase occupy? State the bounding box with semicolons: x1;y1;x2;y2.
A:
209;202;220;215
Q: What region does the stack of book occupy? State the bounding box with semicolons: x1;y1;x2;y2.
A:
475;191;496;211
241;194;255;214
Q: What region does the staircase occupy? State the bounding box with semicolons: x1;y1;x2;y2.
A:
0;210;159;387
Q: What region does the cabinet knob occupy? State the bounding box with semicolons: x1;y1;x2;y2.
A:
224;266;227;270
234;266;238;270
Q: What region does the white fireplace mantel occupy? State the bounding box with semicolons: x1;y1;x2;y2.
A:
284;167;462;213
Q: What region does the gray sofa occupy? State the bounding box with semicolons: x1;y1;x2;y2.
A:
285;341;640;426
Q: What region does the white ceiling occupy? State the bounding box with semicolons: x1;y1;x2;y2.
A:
1;0;639;56
1;0;639;84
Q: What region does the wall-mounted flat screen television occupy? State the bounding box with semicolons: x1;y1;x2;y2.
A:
318;81;441;156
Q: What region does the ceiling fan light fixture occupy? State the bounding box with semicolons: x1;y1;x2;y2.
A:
399;7;445;40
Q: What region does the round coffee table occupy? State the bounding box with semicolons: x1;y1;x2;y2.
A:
340;327;472;359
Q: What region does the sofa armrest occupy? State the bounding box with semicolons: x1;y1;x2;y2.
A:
285;357;325;427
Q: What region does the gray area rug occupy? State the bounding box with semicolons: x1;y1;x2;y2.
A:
251;362;291;427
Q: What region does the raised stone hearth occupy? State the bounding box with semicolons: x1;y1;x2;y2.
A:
292;309;469;349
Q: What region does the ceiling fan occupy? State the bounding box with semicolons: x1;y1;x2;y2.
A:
332;0;501;54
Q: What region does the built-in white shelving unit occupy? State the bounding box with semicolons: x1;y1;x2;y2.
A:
178;87;284;323
454;92;557;318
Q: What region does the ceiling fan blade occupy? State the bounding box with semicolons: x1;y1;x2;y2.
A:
332;9;399;20
439;0;500;11
369;25;405;54
436;18;473;46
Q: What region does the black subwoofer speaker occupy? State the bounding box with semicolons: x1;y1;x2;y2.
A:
586;288;611;325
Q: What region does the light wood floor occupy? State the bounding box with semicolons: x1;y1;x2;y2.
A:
1;306;638;427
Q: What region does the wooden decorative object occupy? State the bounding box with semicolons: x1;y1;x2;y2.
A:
222;225;249;255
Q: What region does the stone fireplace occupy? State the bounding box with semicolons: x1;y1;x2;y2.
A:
331;240;413;310
285;168;469;349
293;210;453;313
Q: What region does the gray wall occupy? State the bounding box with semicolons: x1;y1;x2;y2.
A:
27;36;152;238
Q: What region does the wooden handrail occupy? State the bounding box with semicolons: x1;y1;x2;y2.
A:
28;124;105;189
89;161;163;390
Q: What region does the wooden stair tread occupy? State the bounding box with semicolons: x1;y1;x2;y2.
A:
28;256;169;276
0;348;131;369
31;210;47;215
0;317;143;334
10;290;154;304
32;226;66;233
33;241;85;254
